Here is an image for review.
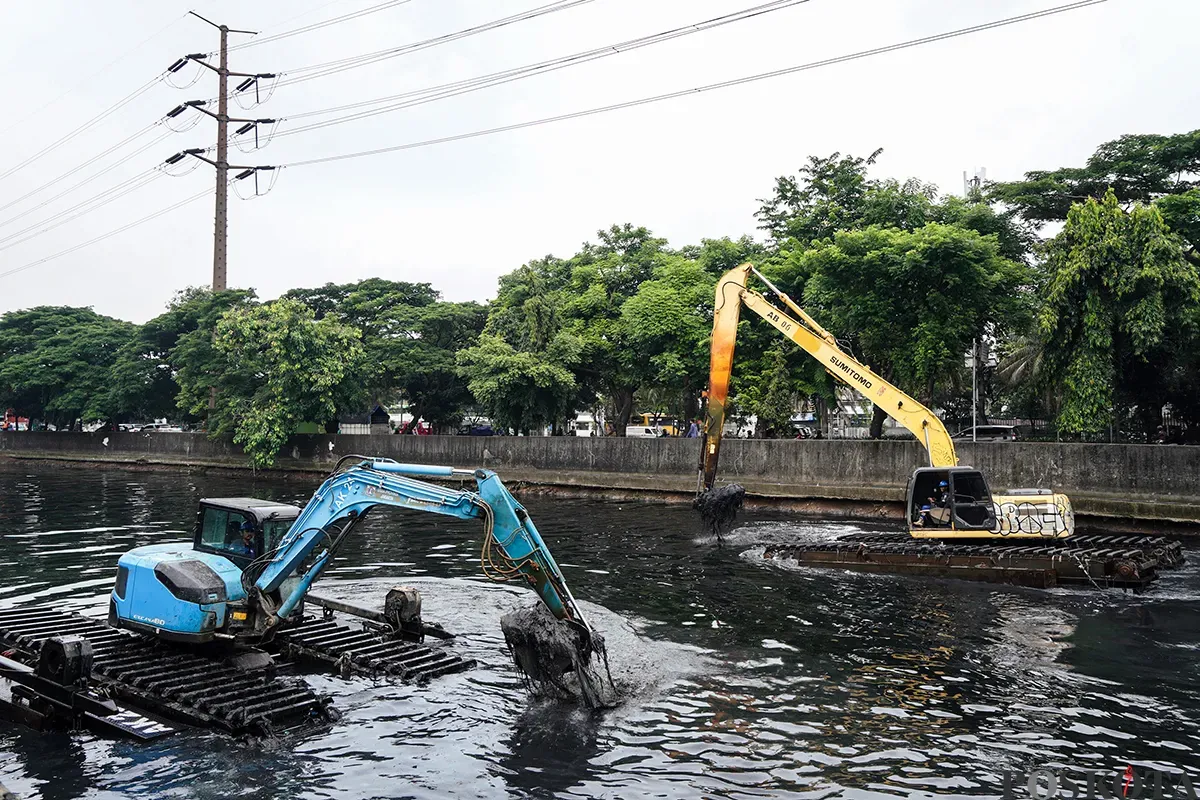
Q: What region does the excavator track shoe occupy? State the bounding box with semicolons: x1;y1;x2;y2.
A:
0;606;332;735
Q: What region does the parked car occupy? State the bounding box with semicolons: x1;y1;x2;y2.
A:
952;425;1019;442
625;425;664;438
140;422;183;432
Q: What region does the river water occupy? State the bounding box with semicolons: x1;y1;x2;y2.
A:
0;465;1198;800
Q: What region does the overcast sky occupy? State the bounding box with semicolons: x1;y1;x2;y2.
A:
0;0;1195;323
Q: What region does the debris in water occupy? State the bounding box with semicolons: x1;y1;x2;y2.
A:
693;483;746;536
501;603;618;710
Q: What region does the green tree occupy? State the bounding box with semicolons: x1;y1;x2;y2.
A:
990;129;1200;264
188;298;364;468
561;225;672;432
456;333;580;434
798;224;1029;437
740;345;798;437
285;279;486;430
389;300;488;431
619;256;715;421
1040;190;1200;435
755;150;950;250
756;150;884;245
284;278;439;324
107;287;256;424
0;306;135;428
691;236;770;276
477;225;678;435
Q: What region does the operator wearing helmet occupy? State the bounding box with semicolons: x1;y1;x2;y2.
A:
914;479;952;527
920;479;951;527
230;519;258;558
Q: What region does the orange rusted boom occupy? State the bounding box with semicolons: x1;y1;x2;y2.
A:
699;264;958;492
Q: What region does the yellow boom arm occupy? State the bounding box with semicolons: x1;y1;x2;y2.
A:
700;264;957;491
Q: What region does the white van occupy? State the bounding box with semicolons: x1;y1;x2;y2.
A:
625;425;664;438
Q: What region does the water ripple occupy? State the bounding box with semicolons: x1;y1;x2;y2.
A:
0;468;1197;799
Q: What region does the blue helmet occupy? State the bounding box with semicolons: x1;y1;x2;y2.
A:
938;480;948;488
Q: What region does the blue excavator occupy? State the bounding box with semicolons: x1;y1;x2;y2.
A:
107;456;605;700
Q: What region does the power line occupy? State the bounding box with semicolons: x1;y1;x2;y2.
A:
0;159;160;239
278;0;1109;170
261;0;810;141
0;12;187;138
0;131;172;229
254;0;359;35
254;0;596;91
0;124;162;215
0;187;213;281
0;75;164;183
0;171;163;253
0;0;1104;284
228;0;417;52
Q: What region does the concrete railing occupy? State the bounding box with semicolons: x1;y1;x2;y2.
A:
2;432;1198;524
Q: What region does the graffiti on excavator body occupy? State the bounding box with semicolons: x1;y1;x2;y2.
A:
993;501;1065;536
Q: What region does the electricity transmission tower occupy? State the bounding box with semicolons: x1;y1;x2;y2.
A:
164;12;276;291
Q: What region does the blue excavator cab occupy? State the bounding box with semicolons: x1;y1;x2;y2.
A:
110;499;301;642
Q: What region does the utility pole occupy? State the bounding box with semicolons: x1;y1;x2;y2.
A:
163;15;276;417
972;338;978;442
164;13;275;291
963;167;987;199
213;20;232;291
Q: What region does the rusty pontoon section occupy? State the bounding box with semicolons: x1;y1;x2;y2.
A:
273;592;474;682
0;595;475;737
760;533;1186;590
0;606;330;735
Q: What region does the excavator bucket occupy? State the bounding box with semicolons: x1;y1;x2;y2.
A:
500;604;616;710
693;483;746;535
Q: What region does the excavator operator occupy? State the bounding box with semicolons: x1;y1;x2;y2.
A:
230;520;258;558
931;480;950;509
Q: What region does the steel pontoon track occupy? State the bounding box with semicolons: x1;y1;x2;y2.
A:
759;533;1186;590
0;604;476;735
0;606;329;734
271;618;475;681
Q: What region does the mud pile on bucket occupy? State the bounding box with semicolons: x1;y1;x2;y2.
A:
500;603;617;710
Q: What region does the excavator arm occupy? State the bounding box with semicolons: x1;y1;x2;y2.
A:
700;264;957;491
250;458;592;642
113;457;613;705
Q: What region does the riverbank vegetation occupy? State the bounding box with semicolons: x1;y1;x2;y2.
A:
0;128;1196;466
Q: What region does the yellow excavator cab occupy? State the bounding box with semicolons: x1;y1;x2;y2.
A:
905;467;1073;539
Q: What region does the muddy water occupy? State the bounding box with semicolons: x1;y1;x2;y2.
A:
0;465;1198;799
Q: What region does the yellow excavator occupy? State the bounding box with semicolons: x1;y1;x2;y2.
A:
697;263;1073;540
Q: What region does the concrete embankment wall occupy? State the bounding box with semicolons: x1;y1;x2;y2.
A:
2;432;1198;527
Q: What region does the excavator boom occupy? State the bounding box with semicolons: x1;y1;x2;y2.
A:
701;264;957;492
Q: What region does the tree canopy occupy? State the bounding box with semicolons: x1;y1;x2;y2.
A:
201;298;364;468
1039;190;1200;435
3;127;1199;451
0;306;135;428
990;129;1200;265
286;278;485;429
